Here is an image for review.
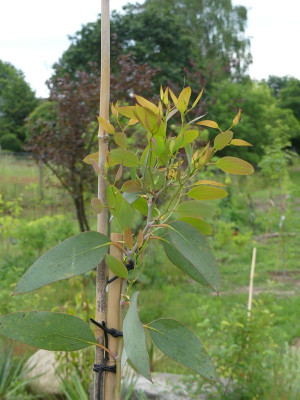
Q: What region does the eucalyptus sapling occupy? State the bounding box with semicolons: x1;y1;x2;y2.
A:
0;86;254;400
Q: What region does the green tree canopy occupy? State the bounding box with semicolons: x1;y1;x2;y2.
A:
56;0;251;89
266;76;300;152
206;81;300;164
0;60;38;147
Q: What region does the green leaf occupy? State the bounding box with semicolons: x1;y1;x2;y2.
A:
135;95;159;114
174;130;199;151
163;221;220;291
214;131;233;150
123;292;151;381
97;116;115;135
194;179;226;187
216;156;254;175
177;217;212;235
115;106;136;119
118;197;133;230
230;139;252;146
0;312;96;351
122;193;159;218
15;232;110;294
83;152;98;165
163;240;208;286
110;149;139;167
231;109;242;127
176;87;192;113
177;200;215;219
191;87;204;109
105;255;128;279
114;132;127;149
187;186;228;200
148;319;217;381
196;120;219;129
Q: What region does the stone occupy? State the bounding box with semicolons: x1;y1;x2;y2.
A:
24;349;61;395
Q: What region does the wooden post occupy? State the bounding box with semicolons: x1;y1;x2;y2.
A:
247;247;257;318
94;1;110;399
105;233;123;400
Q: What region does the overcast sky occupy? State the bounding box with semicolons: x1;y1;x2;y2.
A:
1;0;299;98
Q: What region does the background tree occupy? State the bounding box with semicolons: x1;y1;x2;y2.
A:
206;80;300;164
0;60;37;150
56;0;251;89
27;58;157;231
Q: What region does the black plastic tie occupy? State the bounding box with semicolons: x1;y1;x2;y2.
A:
90;318;123;338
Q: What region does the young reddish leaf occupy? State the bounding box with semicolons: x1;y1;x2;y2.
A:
124;228;133;249
114;164;123;183
188;186;228;200
196;120;219;129
214;131;233;150
137;229;144;248
105;254;128;279
162;87;169;106
169;88;178;106
91;198;104;214
198;146;213;167
122;180;141;193
114;131;127;149
160;85;164;100
83;152;98;165
231;109;242;127
128;118;139;126
216;156;254;175
111;102;118;118
231;139;253;146
194;180;226;187
135;95;159;114
97;116;115;135
90;159;100;174
176;86;192;113
191;87;204;109
158;100;163;116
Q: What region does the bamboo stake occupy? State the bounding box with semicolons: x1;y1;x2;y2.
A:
247;247;257;318
105;233;123;400
95;1;110;399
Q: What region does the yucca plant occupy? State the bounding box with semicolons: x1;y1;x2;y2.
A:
0;345;38;399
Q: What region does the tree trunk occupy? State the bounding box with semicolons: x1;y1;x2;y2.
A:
73;193;90;232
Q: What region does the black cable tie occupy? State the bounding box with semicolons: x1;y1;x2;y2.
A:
107;260;135;284
93;364;116;373
90;318;123;338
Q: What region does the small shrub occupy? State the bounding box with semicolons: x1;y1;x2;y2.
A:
0;134;23;152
